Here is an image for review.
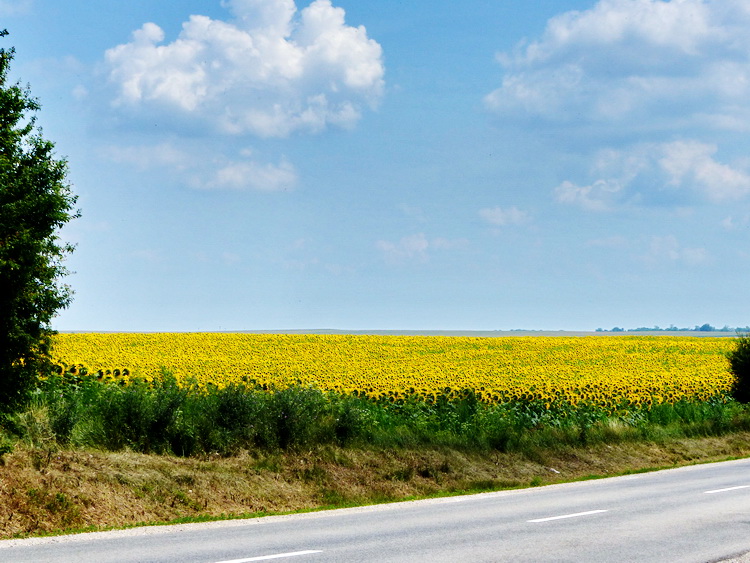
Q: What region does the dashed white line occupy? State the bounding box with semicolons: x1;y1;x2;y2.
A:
704;485;750;495
215;550;323;563
527;509;608;523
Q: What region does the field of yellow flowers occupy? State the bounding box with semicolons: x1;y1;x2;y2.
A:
50;333;735;409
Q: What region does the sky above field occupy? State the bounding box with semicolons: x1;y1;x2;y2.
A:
5;0;750;331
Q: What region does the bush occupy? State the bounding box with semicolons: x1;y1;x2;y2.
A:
4;374;750;458
203;383;267;453
728;333;750;404
91;376;188;453
331;395;374;444
267;385;328;449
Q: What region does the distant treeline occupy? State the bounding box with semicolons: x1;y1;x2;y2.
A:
596;324;750;333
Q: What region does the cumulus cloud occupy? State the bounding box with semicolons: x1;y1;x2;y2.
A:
659;140;750;202
201;158;297;191
377;233;430;263
376;233;467;264
642;235;708;266
486;0;750;134
478;206;530;227
554;179;623;212
103;142;296;192
105;0;384;138
555;139;750;210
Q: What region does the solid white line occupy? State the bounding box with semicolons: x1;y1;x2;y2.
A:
528;509;608;523
215;550;323;563
704;485;750;495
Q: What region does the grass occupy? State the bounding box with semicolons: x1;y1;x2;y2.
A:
1;437;750;539
7;373;750;458
0;373;749;538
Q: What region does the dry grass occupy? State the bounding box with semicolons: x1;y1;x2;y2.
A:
0;432;749;539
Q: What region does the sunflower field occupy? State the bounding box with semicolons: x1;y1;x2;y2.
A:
50;333;735;410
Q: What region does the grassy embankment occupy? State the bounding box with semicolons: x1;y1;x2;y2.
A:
0;374;749;539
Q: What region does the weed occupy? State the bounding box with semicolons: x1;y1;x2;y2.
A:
320;488;351;506
0;440;13;465
2;374;748;461
252;454;283;473
296;464;328;484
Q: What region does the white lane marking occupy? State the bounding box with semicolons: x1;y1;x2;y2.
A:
704;485;750;495
527;509;608;523
215;550;322;563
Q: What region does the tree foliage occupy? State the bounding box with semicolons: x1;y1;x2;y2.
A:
0;31;78;412
728;333;750;404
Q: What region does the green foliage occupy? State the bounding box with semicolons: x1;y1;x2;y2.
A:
0;31;78;413
5;375;749;458
266;385;329;449
0;437;12;464
91;376;189;453
728;332;750;404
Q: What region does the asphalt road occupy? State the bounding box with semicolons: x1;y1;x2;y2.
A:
2;457;749;562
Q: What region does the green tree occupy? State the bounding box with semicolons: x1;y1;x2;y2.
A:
0;31;78;413
728;332;750;404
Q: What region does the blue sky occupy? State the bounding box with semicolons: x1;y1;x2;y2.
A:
5;0;750;331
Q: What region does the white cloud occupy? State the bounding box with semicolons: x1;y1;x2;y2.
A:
226;0;297;36
642;235;708;266
722;214;750;230
201;158;297;191
556;139;750;210
377;233;429;263
486;0;750;133
431;237;469;251
221;252;242;265
554;179;622;212
586;235;629;248
72;85;89;101
102;142;192;172
585;233;707;266
376;233;466;264
105;0;384;138
0;0;32;16
479;206;530;226
659;140;750;202
103;142;296;192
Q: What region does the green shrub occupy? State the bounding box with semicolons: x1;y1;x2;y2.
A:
197;383;270;454
267;385;328;449
728;333;750;404
4;374;749;458
331;395;373;444
92;376;188;453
